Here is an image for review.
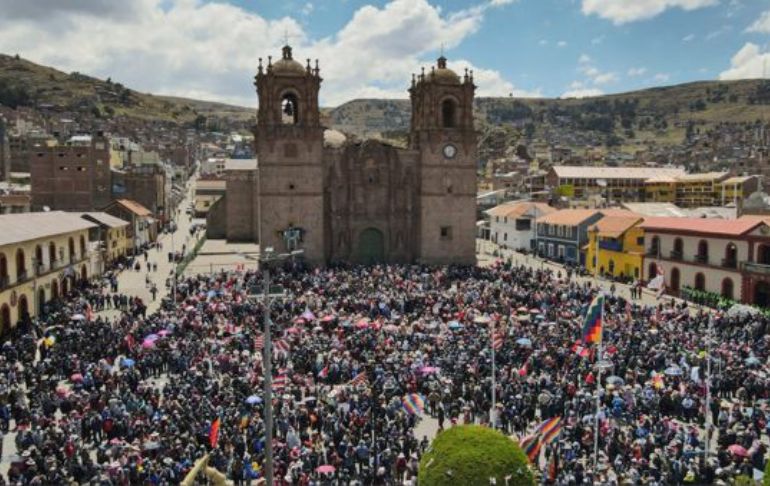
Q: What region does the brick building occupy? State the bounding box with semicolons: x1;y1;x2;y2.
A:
209;45;477;265
30;133;112;211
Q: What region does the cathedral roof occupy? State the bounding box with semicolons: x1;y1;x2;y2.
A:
271;45;307;76
428;56;460;85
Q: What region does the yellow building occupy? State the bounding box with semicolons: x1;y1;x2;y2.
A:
673;172;729;207
585;215;646;280
80;212;131;263
644;176;677;203
0;212;96;334
718;175;760;206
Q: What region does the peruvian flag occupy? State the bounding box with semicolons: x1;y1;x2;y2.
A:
318;365;329;379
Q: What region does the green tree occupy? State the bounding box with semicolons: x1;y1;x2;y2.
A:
418;425;535;486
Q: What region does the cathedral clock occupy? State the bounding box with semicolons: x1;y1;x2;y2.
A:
442;144;457;159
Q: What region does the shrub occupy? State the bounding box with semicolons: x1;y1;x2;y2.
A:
418;425;535;486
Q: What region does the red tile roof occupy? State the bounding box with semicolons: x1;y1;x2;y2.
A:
639;217;765;236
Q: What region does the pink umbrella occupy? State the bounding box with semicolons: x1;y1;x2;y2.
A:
356;319;370;329
419;366;440;374
728;444;748;457
316;465;335;474
321;315;336;323
70;373;83;383
141;339;156;349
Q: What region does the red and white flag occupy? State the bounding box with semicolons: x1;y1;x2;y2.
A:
318;365;329;379
273;369;288;392
254;335;264;351
349;371;368;387
492;332;504;351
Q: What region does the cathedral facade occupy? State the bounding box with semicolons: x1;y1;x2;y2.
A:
208;45;477;266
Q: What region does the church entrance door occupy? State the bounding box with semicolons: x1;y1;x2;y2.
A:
357;228;385;264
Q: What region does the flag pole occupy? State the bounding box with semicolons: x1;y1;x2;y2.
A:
491;319;497;428
704;314;713;461
593;295;603;471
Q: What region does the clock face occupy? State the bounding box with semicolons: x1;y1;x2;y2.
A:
443;144;457;159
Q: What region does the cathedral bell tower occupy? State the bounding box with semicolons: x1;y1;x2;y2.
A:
409;55;477;264
253;45;326;264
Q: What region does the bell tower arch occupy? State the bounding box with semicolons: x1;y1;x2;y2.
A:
409;56;477;264
253;45;326;264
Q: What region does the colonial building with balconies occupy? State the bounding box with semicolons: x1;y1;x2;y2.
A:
0;212;96;334
639;216;770;306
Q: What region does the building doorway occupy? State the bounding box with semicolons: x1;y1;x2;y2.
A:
0;305;9;336
17;294;28;322
357;228;385;264
37;288;46;315
755;281;770;308
670;267;680;293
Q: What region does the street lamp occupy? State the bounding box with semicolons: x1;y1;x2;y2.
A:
243;247;304;485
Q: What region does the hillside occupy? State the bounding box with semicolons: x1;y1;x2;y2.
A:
0;53;254;126
1;53;767;163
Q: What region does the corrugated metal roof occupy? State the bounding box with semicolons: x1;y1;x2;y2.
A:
114;199;152;217
226;159;257;171
0;211;97;247
589;216;644;238
81;212;130;229
551;165;686;180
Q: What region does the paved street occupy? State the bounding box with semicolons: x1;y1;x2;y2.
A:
97;176;201;317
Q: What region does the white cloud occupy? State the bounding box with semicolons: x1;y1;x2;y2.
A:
581;0;719;24
577;56;618;85
627;67;647;76
562;87;604;98
0;0;522;107
682;33;695;41
653;73;671;82
557;40;568;47
591;35;605;45
746;10;770;33
719;43;770;80
300;2;314;16
538;39;548;46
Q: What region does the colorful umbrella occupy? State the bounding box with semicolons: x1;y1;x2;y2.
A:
728;444;748;457
316;465;335;474
70;373;83;383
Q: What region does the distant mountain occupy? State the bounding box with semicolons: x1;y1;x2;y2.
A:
329;79;770;159
0;53;254;126
2;53;768;162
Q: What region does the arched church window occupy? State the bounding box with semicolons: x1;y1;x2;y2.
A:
441;98;457;128
281;93;299;125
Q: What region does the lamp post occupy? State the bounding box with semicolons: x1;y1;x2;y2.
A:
243;247;303;485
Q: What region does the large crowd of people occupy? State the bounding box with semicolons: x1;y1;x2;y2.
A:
0;257;769;485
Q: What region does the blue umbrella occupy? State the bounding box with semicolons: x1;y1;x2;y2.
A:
516;337;533;347
745;356;761;366
245;395;262;405
144;333;160;342
664;366;683;377
447;321;463;330
122;358;136;368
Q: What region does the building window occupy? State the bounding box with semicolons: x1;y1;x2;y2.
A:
636;236;644;246
548;243;555;257
440;226;452;240
441;98;457;128
503;233;507;241
281;93;299;125
515;219;531;231
697;240;708;264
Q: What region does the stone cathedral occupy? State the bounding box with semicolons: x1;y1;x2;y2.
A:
208;45;477;266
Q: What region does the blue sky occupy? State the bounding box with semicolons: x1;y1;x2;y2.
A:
0;0;769;104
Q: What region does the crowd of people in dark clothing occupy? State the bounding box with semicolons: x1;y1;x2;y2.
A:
0;257;768;485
